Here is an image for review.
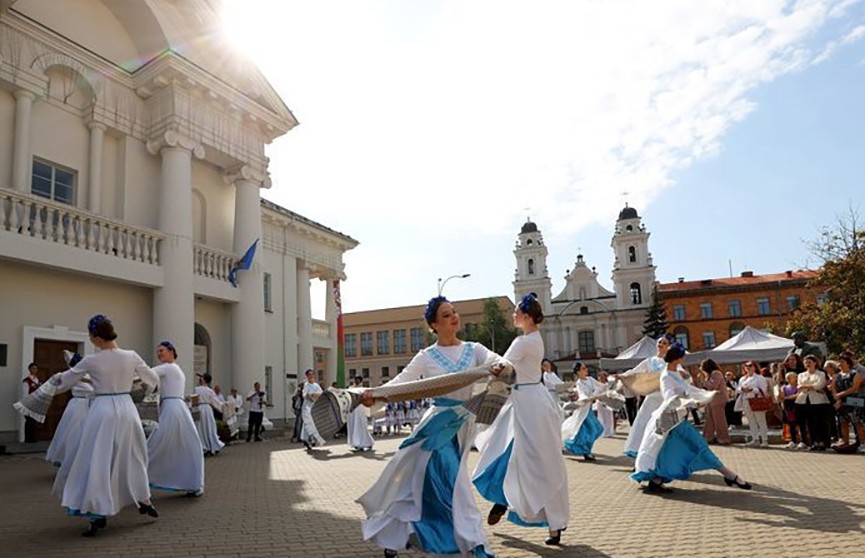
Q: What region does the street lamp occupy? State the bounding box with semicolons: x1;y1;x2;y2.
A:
437;273;471;296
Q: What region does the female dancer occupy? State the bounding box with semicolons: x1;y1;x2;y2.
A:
620;334;674;458
300;368;327;450
595;371;617;438
347;375;375;452
147;341;205;496
51;314;160;536
358;296;499;558
542;358;564;402
46;353;89;469
473;293;569;546
561;362;605;461
194;373;225;456
632;342;751;493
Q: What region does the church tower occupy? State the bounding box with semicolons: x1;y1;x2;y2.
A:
610;205;656;310
513;219;553;314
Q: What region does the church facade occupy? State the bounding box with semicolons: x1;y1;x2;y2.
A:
0;1;356;442
513;206;656;368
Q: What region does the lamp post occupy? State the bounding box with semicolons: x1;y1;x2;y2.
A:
437;273;471;296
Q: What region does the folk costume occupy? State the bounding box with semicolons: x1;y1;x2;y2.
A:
348;395;375;451
621;356;668;458
46;378;93;469
194;382;225;455
147;360;205;495
301;381;327;448
473;330;569;533
358;341;498;557
561;375;606;457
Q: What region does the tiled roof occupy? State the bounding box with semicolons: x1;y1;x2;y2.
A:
659;270;818;292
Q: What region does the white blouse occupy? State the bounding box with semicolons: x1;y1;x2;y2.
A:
795;370;830;405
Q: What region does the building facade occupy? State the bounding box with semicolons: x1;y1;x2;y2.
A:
513;206;657;366
0;1;357;442
342;296;515;387
658;270;819;351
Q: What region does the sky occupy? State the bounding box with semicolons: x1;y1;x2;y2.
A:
219;0;865;316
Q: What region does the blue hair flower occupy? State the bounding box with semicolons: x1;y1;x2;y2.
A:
87;314;108;336
159;340;177;357
518;292;538;313
424;296;448;323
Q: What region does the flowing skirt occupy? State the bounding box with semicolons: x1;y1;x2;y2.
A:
301;402;326;446
473;385;569;530
60;394;150;518
358;401;493;556
148;398;205;493
196;403;225;454
347;406;374;450
632;411;723;484
623;391;664;457
596;402;616;437
562;408;603;456
46;397;89;468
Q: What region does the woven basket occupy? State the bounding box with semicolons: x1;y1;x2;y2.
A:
366;365;492;402
619;372;661;396
311;391;344;440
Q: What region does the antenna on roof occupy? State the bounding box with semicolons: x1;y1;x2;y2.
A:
728;259;733;278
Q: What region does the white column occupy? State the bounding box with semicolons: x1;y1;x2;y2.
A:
147;131;202;387
324;278;338;385
282;252;299;415
230;166;267;394
12;90;36;193
87;122;106;213
297;265;313;373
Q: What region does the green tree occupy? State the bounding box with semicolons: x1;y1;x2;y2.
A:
461;298;518;353
787;206;865;355
641;285;669;339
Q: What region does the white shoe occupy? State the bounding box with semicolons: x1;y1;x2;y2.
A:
744;440;760;448
760;441;769;448
858;445;865;454
785;442;797;450
797;442;808;450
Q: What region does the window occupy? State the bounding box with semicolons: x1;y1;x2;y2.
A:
673;304;686;321
700;302;713;319
264;366;273;406
577;331;595;354
263;273;272;312
315;351;325;363
729;321;745;337
817;293;827;306
360;332;373;356
348;368;356;378
362;368;369;378
702;331;716;349
376;331;389;355
528;258;535;275
410;327;424;352
397;365;405;375
673;326;689;349
393;329;407;354
382;366;390;378
580;306;589;315
728;300;742;317
786;295;800;310
345;334;357;357
628;246;636;263
757;297;771;316
629;282;642;304
32;159;76;205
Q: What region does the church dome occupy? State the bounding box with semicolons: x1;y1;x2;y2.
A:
618;205;639;220
520;220;538;234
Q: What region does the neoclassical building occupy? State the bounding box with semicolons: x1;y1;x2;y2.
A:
0;0;357;443
513;205;656;366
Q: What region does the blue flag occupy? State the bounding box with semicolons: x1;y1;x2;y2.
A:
228;238;259;287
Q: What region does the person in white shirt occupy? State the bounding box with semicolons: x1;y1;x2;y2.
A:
300;370;326;450
347;376;374;451
194;373;225;456
246;382;267;442
737;361;770;448
796;355;831;451
227;388;244;418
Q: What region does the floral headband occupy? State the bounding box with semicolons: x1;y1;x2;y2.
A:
88;314;108;336
424;296;448;323
518;292;538;313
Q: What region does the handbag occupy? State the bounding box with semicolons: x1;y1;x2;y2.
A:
748;389;773;412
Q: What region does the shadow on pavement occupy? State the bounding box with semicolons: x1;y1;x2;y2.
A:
493;532;613;557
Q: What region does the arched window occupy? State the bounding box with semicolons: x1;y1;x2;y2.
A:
194;323;212;376
626;224;634;232
528;258;535;275
526;238;533;246
628;246;637;263
673;325;689;349
629;282;642;304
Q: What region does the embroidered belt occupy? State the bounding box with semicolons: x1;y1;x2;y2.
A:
514;378;543;391
94;392;131;397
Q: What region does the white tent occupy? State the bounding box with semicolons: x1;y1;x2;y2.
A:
600;336;658;370
695;326;794;365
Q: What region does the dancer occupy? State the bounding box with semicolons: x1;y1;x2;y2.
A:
620;334;675;459
561;362;605;461
147;341;205;496
473;293;569;546
45;353;89;469
50;314;160;536
632;342;751;493
347;375;375;452
542;358;564;402
300;369;326;450
595;371;617;438
195;373;225;456
357;296;500;558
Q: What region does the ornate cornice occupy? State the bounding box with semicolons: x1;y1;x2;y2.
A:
146;130;205;159
223;164;272;189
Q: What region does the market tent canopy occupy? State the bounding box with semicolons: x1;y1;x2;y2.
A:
600;336;658;370
694;326;794;365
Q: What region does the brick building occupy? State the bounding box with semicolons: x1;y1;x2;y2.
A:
342;296;515;387
658;270;819;351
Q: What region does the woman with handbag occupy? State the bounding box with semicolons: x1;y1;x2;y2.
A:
831;355;865;451
737;360;770;448
796;355;831;451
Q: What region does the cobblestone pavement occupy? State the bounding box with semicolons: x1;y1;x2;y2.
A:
2;429;864;557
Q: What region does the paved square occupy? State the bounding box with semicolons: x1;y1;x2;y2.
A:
2;430;864;557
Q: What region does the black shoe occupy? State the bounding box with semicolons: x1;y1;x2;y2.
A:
545;530;562;545
645;480;672;494
723;475;752;490
246;438;252;443
583;453;597;462
82;517;106;537
138;503;159;518
487;503;507;525
303;440;312;451
255;438;263;442
384;550;399;558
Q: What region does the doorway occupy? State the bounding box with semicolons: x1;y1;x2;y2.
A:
32;339;79;441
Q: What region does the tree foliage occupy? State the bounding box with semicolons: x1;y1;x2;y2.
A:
461;298;518;354
642;285;669;339
787;206;865;356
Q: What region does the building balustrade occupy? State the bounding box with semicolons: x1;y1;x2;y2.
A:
193;244;234;283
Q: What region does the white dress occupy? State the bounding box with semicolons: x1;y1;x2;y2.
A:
347;404;375;451
473;331;569;531
358;342;498;557
46;380;94;468
622;356;668;457
195;385;225;454
561;377;606;455
543;371;564;402
301;382;327;446
53;349;159;518
595;378;616;437
147;363;204;493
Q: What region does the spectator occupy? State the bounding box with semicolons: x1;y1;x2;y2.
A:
724;370;742;426
832;355;865;452
796;355;831;451
737;360;770;448
699;359;730;445
823;360;841;443
781;372;802;449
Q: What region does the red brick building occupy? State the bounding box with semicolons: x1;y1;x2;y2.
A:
658;270;819;350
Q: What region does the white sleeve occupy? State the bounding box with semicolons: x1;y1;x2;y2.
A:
386;351;429;385
133;352;159;389
54;358;91;393
620;358;650;378
473;342;500;366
